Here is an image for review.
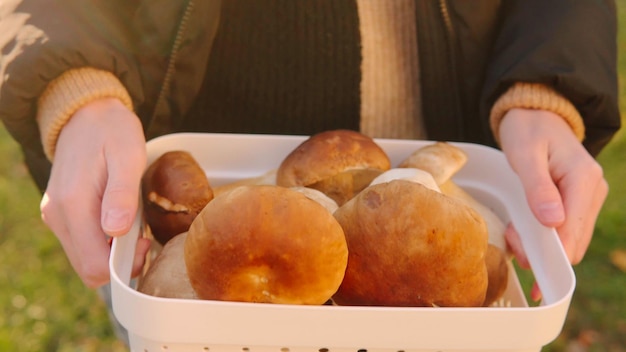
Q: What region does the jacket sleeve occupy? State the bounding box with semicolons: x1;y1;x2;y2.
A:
0;0;145;191
482;0;621;156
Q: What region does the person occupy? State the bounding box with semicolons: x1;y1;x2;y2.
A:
0;0;620;336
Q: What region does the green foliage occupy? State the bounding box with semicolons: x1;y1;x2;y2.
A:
0;127;127;351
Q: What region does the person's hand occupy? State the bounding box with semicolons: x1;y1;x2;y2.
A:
498;108;608;299
40;98;151;288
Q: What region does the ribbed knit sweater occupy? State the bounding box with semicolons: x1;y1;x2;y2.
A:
182;0;426;140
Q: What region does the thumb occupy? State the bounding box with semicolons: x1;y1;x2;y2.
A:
514;156;565;228
101;186;139;236
101;147;147;236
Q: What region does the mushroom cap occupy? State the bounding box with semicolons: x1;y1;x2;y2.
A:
333;179;489;307
276;129;391;188
184;185;348;305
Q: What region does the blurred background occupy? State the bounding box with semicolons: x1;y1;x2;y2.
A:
1;3;625;352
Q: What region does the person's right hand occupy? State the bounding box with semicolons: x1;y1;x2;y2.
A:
40;98;151;288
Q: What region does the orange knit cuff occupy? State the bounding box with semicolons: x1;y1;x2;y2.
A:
37;67;134;161
489;82;585;145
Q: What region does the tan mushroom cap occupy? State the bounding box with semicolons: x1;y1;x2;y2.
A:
276;129;391;188
398;142;510;305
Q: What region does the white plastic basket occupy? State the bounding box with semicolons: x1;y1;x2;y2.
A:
110;133;575;352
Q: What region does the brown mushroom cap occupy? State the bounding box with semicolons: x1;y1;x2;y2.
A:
141;151;214;245
398;142;510;306
333;179;489;307
276;129;391;205
184;185;348;305
483;243;510;306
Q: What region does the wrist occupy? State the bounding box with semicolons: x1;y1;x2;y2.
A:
489;83;585;145
37;67;134;161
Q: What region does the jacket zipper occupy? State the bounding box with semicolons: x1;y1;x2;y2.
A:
147;0;195;138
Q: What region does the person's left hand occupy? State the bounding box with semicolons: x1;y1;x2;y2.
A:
498;108;608;300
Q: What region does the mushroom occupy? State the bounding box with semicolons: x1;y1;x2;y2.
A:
276;130;391;206
398;142;510;306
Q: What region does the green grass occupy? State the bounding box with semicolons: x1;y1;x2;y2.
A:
1;4;626;351
547;2;626;350
518;3;626;349
0;128;127;351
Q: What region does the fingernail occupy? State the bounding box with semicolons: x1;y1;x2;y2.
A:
531;284;543;302
538;202;564;224
103;209;130;232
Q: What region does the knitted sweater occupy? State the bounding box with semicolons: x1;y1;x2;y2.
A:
36;0;584;161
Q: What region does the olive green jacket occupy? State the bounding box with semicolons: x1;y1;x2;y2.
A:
0;0;620;191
